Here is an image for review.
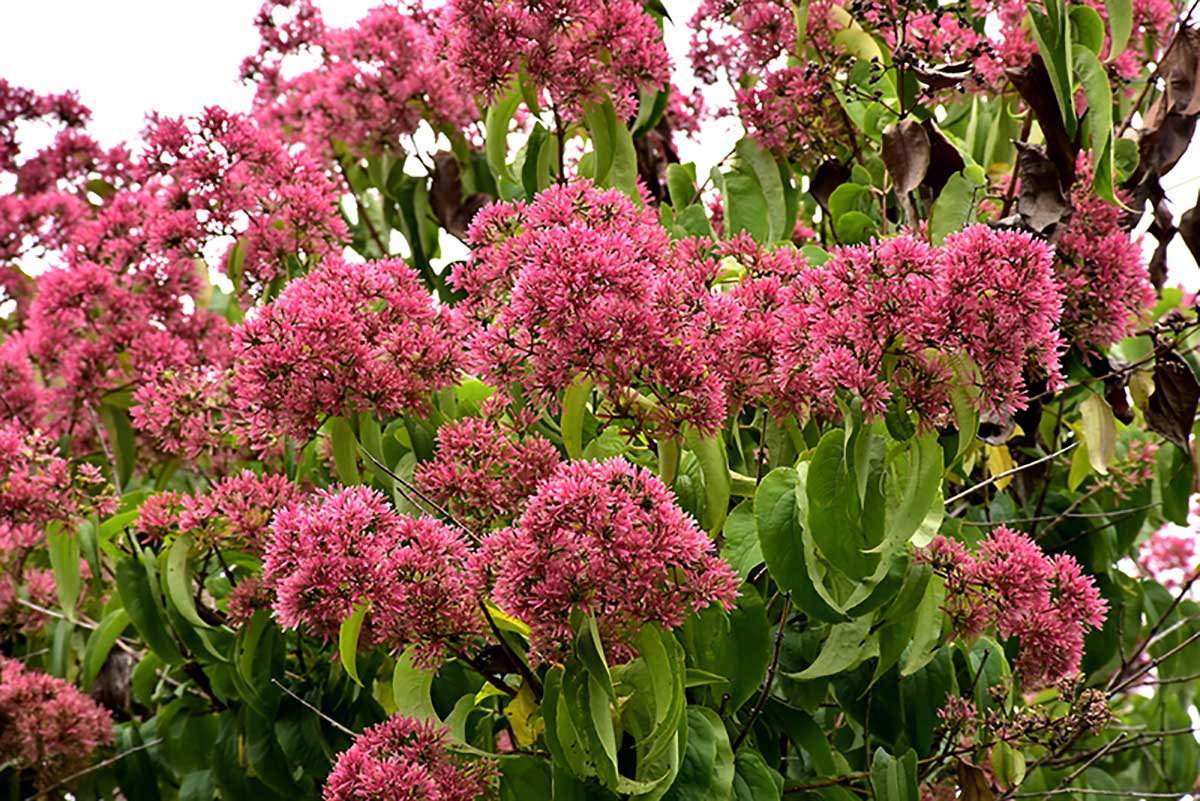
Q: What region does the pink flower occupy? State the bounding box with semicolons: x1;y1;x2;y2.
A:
140;108;347;298
0;656;114;788
234;256;463;444
1054;156;1155;355
920;527;1107;688
475;458;739;664
414;417;560;531
1139;529;1198;590
262;486;481;667
242;1;475;160
323;715;495;801
444;0;671;120
0;421;112;551
456;181;727;437
931;226;1064;419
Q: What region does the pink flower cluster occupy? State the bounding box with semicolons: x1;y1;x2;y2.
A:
921;528;1107;689
444;0;671;120
735;64;854;167
323;714;495;801
242;1;474;160
0;421;112;551
689;1;853;165
1139;529;1198;590
140;108;347;297
262;486;480;667
455;181;728;437
728;226;1062;423
0;568;57;632
234;255;463;444
1054;158;1154;355
138;469;303;554
131;366;255;471
475;458;740;664
0;656;114;787
414;416;560;531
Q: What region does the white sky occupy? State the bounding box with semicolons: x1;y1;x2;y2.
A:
0;0;1197;287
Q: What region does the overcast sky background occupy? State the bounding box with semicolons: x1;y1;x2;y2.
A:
1;0;1198;287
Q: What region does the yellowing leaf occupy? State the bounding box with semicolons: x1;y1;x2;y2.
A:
1129;369;1155;412
1079;393;1117;474
504;681;542;748
985;445;1015;491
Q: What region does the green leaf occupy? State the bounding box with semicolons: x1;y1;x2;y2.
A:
720;164;770;244
561;375;593;460
1080;392;1117;474
732;750;782;801
47;524;81;619
807;430;877;580
929;170;984;245
834;210;876;244
886;431;944;545
164;534;209;629
902;575;946;676
339;600;370;686
1069;4;1106;54
785;616;875;681
576;613;616;702
1073;45;1118;204
735;137;786;242
666;163;697;210
393;646;439;722
84;608;130;688
1028;1;1078;139
487;81;523;182
684;428;731;535
721;500;763;580
754;467;846;623
99;403;137;489
327;416;361;485
117;556;184;666
662;708;735;801
990;737;1028;789
870;747;919;801
1105;0;1132;61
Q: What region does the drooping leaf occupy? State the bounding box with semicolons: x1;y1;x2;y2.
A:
1146;347;1200;452
870;747;919;801
339;600;370;686
1079;392;1118;474
881;119;931;195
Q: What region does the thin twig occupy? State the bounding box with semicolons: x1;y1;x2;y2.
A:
732;592;791;752
944;443;1078;506
272;678;357;737
27;738;164;799
357;444;480;545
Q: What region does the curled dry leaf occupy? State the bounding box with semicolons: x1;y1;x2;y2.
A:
881;118;931;196
1014;142;1072;235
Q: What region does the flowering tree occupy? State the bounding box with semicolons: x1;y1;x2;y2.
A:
4;0;1200;798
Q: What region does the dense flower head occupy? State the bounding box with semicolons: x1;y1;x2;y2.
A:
242;1;474;160
140;107;347;297
262;485;481;667
131;365;256;471
456;181;727;437
0;656;114;788
323;714;495;801
475;458;739;664
1139;528;1198;590
414;416;560;531
929;226;1064;418
444;0;671;120
138;470;304;555
735;64;855;168
774;233;947;420
234;255;463;444
920;527;1107;688
1054;157;1154;355
0;567;57;632
0;421;112;551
